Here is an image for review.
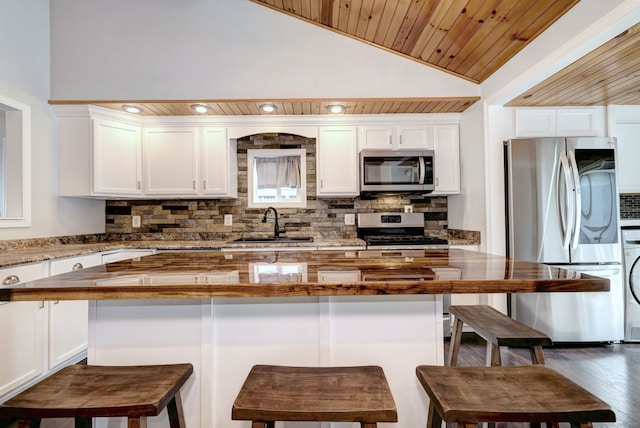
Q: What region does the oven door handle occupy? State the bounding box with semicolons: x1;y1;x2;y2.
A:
418;156;426;184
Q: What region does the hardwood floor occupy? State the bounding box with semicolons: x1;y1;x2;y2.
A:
443;335;640;427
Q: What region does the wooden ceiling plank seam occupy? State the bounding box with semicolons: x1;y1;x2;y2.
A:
332;0;341;27
513;41;640;106
390;0;429;52
381;0;414;49
414;0;471;63
300;0;311;20
426;0;492;66
292;101;304;115
354;0;376;39
321;0;333;25
398;0;440;55
337;0;352;33
346;0;364;35
461;0;579;81
451;0;540;77
435;0;506;70
430;0;509;69
282;0;294;14
372;0;400;46
508;25;640;105
362;0;384;40
422;0;486;64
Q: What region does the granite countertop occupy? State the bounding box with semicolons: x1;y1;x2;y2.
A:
0;230;480;269
0;249;608;302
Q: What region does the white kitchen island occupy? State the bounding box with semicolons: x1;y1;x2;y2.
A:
89;295;443;428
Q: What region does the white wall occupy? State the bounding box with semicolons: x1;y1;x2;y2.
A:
49;0;478;100
448;100;486;250
0;0;104;240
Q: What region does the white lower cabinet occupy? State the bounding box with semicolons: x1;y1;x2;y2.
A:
48;253;101;371
0;262;49;399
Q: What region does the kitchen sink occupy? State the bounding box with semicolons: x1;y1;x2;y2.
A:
228;237;314;243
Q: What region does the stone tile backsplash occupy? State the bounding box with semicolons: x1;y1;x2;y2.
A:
106;133;449;238
620;193;640;219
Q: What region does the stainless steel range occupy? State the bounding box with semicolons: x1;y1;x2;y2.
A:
357;213;449;249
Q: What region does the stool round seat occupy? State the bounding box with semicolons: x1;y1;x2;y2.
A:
416;365;615;426
0;363;193;428
232;365;397;427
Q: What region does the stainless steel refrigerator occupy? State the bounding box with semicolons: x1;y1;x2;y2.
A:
505;137;624;342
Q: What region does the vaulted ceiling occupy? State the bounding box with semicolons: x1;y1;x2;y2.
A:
52;1;640;115
251;0;580;84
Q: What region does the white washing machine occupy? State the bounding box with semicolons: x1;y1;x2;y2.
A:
623;227;640;342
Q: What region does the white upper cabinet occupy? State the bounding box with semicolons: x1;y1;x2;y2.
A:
317;126;359;197
93;119;143;195
514;108;606;137
431;124;460;195
359;125;432;150
201;127;237;198
55;106;238;199
58;110;143;197
143;127;199;196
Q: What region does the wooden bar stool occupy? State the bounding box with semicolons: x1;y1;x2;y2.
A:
232;365;398;428
0;363;193;428
416;364;616;427
447;305;552;366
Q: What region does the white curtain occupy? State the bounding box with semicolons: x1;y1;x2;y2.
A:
255;156;301;189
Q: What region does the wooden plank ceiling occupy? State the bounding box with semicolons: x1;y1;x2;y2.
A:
507;22;640;107
49;98;480;116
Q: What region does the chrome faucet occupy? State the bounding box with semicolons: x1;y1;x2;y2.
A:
262;207;285;238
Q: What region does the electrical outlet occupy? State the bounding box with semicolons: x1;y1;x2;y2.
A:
132;215;141;228
344;213;356;225
224;214;233;226
404;205;413;213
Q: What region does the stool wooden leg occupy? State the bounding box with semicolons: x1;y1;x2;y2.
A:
486;343;501;366
570;424;593;428
126;417;146;428
530;346;546;364
167;392;186;428
74;417;92;428
447;317;464;366
251;421;273;428
361;423;377;428
426;401;443;428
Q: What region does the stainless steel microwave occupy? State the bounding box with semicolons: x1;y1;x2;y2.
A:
359;150;435;194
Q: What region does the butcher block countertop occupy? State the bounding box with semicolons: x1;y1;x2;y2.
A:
0;249;609;302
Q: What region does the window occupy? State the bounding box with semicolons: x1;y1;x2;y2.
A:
247;149;306;208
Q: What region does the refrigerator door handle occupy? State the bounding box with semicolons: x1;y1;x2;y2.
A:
558;151;574;249
568;150;582;249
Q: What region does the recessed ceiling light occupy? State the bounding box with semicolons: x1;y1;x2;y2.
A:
122;105;142;114
328;105;346;114
259;104;277;113
191;104;209;114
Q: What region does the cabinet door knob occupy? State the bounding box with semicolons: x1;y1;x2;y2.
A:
2;274;20;285
203;180;207;190
72;263;84;270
